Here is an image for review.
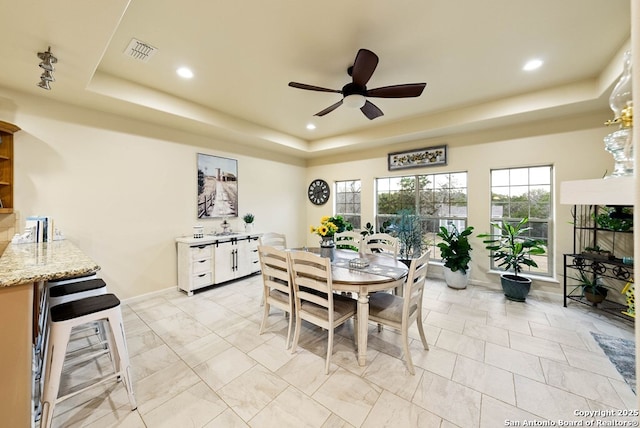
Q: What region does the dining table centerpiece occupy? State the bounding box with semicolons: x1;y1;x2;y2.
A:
310;215;353;260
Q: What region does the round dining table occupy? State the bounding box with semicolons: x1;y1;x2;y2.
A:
302;248;409;366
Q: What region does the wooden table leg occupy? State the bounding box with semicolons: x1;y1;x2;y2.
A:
357;287;369;366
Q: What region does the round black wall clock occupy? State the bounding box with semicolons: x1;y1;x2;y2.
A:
308;179;330;205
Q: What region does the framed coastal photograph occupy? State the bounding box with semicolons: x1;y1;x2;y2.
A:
197;153;238;219
388;145;447;171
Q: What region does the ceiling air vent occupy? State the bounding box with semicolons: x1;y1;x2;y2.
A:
123;38;158;63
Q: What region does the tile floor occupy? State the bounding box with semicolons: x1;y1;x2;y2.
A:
49;275;637;427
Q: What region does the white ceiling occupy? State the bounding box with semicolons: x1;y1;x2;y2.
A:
0;0;631;158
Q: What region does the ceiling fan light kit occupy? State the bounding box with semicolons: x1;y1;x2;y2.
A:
288;48;426;120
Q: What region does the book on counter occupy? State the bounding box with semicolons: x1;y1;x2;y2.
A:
25;215;54;243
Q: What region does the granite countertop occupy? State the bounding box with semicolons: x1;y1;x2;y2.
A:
0;240;100;287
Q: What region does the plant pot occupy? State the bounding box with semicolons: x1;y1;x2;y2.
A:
320;236;335;261
500;274;531;302
244;223;253;232
584;287;608;305
443;266;470;289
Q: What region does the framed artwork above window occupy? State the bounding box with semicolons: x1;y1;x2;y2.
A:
197;153;238;219
388;145;447;171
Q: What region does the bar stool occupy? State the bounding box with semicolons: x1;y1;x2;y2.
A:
39;293;137;428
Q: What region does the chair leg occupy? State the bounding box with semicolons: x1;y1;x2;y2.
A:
290;313;301;354
107;312;137;410
259;301;270;335
325;328;334;374
401;327;415;375
416;308;429;350
285;310;294;349
40;323;72;428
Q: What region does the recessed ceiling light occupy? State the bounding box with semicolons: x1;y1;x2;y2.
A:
523;59;543;71
176;67;194;78
306;123;316;130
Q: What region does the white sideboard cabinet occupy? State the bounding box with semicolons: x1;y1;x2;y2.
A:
176;233;260;296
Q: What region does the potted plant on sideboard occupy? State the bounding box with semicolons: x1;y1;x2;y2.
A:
478;217;546;302
437;223;474;289
243;213;255;232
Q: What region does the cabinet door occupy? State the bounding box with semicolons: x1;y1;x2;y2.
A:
237;236;260;276
214;240;236;284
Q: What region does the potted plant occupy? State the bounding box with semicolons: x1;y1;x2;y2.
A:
390;209;427;267
478;217;546;301
243;213;255;232
573;270;609;305
437;223;474;289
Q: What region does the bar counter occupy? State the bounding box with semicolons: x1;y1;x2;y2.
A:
0;240;100;427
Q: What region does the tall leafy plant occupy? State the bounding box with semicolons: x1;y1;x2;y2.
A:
478;217;546;278
437;224;474;274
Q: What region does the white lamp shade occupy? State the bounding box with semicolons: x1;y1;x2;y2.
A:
343;94;366;109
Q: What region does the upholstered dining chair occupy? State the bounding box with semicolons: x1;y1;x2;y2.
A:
259;232;287;249
367;249;430;374
335;230;363;252
257;245;295;349
363;233;399;257
288;250;357;374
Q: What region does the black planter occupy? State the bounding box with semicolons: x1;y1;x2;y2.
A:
500;274;531;302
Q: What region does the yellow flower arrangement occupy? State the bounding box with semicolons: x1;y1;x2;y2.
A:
310;215;350;237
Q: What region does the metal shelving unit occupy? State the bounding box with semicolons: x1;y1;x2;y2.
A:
563;205;634;323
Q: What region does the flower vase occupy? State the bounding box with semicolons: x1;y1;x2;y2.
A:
320;236;335;261
244;223;253;233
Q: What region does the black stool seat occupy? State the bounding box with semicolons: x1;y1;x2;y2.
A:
49;278;106;298
51;293;120;322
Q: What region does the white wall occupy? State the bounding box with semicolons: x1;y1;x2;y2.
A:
0;89;307;299
305;112;615;294
0;85;619;299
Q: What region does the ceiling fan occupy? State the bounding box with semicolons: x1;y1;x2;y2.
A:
288;48;426;120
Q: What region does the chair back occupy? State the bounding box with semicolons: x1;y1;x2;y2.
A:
288;250;335;328
335;230;363;252
257;245;292;297
403;249;430;323
259;232;287;249
364;233;399;257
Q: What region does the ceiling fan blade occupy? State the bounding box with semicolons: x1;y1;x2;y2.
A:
361;100;383;120
366;83;427;98
314;100;344;116
288;82;341;93
351;49;379;87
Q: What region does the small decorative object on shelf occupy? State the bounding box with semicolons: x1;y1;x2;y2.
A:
621;279;635;318
603;50;633;178
193;225;204;239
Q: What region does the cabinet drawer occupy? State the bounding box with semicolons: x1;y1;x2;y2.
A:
190;245;212;260
193;272;213;288
192;259;212;274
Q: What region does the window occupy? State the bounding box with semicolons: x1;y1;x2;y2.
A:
376;172;468;259
335;180;361;229
490;166;553;276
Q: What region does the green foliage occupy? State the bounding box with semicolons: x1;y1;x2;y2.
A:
572;270;609;296
478;217;546;278
360;221;391;237
242;213;254;223
436;224;474;274
594;207;633;231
